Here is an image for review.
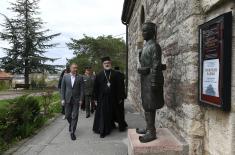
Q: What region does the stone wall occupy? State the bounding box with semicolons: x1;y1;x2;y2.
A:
126;0;235;154
201;1;235;155
127;0;142;112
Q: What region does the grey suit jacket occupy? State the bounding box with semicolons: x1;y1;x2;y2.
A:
61;74;84;104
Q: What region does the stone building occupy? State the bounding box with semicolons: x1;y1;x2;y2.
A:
121;0;235;155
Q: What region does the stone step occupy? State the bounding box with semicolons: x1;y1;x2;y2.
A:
128;128;188;155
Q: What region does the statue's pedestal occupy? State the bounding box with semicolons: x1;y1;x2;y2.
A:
128;128;188;155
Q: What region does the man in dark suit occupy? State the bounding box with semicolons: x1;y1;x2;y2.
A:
61;63;84;140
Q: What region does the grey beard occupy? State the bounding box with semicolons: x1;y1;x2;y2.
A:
104;67;111;70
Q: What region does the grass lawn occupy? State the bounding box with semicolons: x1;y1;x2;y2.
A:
0;99;12;109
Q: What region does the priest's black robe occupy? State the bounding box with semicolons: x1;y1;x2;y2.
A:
114;70;128;130
92;69;120;136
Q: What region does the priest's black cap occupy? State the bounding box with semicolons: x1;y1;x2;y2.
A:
101;56;111;62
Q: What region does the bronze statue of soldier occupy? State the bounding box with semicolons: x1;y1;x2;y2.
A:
136;22;166;143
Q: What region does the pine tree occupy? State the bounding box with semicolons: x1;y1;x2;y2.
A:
0;0;61;85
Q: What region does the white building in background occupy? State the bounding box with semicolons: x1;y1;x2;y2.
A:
12;73;60;85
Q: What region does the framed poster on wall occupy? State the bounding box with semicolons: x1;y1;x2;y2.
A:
198;12;232;111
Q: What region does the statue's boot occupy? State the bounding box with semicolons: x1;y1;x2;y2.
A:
139;111;156;143
136;112;149;134
136;128;146;134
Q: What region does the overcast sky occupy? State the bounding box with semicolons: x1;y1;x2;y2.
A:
0;0;126;65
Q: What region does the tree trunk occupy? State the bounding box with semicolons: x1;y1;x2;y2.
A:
24;0;29;87
24;59;29;86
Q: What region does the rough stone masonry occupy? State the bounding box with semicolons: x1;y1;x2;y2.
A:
121;0;235;155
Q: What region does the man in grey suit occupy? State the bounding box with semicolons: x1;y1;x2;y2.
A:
61;63;84;140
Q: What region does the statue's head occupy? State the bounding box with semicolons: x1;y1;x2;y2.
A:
142;22;156;41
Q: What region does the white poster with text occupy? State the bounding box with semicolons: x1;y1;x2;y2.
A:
203;59;219;97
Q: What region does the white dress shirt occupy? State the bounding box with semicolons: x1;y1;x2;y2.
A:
70;73;76;87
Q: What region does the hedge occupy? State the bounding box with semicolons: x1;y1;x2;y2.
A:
0;92;61;154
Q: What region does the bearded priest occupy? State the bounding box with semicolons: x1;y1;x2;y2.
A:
92;56;123;138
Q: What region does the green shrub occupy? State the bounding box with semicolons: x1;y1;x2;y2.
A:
49;101;61;114
52;92;60;102
41;91;53;115
33;115;46;129
10;96;41;138
0;95;43;152
0;99;11;109
0;92;61;153
0;105;18;154
0;106;15;143
10;96;38;118
0;138;8;154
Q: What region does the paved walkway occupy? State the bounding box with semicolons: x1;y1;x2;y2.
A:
9;104;145;155
0;91;25;100
0;90;44;100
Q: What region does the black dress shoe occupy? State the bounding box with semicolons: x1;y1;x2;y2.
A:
70;133;76;140
100;134;105;138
